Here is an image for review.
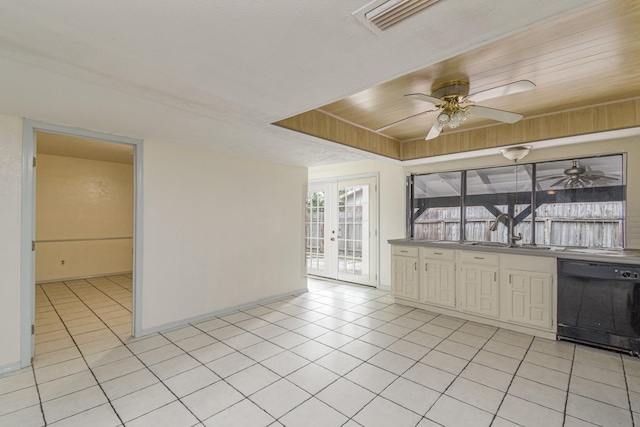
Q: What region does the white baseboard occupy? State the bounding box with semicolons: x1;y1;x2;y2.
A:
138;287;309;337
0;361;23;375
36;271;133;284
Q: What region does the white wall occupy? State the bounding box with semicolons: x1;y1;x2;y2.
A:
308;159;406;288
0;117;307;369
0;115;23;369
36;154;134;282
141;140;307;332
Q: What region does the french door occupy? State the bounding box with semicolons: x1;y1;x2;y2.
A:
305;177;377;286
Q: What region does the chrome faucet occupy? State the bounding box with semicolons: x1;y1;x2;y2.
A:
490;213;522;246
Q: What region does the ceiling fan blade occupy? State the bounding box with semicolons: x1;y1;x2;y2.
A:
425;123;443;140
538;175;566;182
375;108;438;132
551;178;568;187
467;80;536;103
469;105;523;124
405;93;444;105
582;173;619;181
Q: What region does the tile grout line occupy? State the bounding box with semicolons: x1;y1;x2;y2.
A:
72;278;132;314
39;281;126;426
184;298;374;423
344;312;478;425
487;333;534;427
179;287;421;423
422;323;500;426
561;343;576;427
31;337;49;425
272;289;525;425
621;352;636;427
28;277;620;427
58;280;206;426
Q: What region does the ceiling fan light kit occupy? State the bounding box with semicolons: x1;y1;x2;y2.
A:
396;79;536;140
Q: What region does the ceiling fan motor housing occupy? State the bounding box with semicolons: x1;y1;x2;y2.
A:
565;160;586;177
431;80;470;100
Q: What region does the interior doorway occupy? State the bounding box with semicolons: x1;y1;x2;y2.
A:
306;176;378;287
21;120;143;367
35;132;134;284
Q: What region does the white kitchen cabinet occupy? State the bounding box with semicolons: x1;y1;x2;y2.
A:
391;246;419;300
459;251;500;319
420;247;456;308
502;254;555;330
389;244;558;338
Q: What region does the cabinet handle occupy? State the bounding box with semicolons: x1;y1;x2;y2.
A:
509;274;512;284
414;262;417;271
401;250;408;253
494;272;497;281
425;263;428;272
474;256;485;260
434;252;443;255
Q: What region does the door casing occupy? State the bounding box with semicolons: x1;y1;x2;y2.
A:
20;120;143;367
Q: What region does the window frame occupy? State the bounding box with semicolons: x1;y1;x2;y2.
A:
408;153;626;248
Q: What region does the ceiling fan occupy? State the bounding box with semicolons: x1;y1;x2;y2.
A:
539;160;619;189
377;79;535;140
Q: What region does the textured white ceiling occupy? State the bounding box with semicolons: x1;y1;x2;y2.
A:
0;0;603;166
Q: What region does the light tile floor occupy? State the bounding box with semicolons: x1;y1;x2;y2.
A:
2;276;640;426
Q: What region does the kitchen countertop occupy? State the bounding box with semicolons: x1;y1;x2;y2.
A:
388;238;640;265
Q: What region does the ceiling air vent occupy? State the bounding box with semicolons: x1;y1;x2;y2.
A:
353;0;443;32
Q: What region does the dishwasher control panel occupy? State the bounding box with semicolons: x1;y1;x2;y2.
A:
614;268;640;280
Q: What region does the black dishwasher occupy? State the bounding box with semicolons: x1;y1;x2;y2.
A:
558;259;640;355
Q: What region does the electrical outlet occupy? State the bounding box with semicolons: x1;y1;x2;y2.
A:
61;260;65;265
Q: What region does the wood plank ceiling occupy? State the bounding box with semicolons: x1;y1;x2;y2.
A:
274;0;640;161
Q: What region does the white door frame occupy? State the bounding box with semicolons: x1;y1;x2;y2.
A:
20;120;144;367
308;173;380;288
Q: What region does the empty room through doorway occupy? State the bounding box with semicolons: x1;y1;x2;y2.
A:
34;132;135;344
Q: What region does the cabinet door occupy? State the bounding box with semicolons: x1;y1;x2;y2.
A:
460;265;499;318
505;269;552;330
392;255;419;300
421;260;456;308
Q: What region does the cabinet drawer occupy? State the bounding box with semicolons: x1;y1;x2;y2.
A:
420;247;455;261
460;250;499;266
392;246;419;257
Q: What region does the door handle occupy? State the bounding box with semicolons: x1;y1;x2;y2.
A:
330;237;335;241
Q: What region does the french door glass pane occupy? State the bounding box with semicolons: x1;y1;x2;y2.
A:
306;191;325;270
338;185;369;277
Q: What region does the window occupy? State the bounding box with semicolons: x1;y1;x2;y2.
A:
408;154;625;248
411;172;461;241
465;164;533;244
535;155;624;248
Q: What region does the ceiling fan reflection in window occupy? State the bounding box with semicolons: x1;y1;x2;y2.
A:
539;160;619;189
377;80;535;140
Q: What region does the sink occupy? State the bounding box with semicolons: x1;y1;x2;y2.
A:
464;242;553;250
411;239;461;244
463;242;510;248
519;245;552;250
